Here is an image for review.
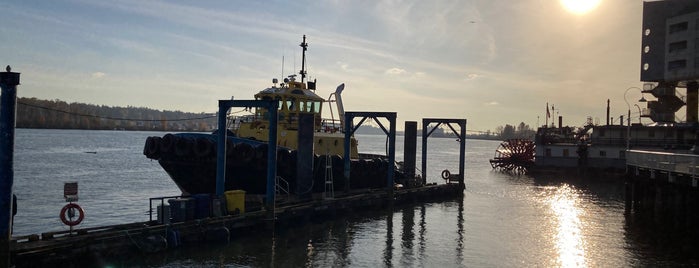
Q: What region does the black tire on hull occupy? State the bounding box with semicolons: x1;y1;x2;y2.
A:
236;143;255;165
175;137;193;157
193;137;214;158
144;136;162;159
160;134;176;154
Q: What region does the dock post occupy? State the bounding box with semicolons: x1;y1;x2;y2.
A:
296;114;314;200
387;114;396;194
215;101;229;197
457;120;466;190
403;122;417;182
0;66;19;267
421;125;427;185
265;102;278;211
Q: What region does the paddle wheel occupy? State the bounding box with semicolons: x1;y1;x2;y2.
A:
489;139;535;173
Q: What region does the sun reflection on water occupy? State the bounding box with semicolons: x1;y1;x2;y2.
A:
547;184;586;268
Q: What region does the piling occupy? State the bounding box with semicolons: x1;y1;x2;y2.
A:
297;114;314;200
0;66;19;267
403;122;417;180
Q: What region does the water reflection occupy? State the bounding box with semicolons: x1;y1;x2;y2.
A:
384;211;394;267
546;184;586;268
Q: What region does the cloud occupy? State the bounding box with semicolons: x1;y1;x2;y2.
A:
484;101;499;106
385;67;407;75
337;61;350;71
465;73;482;80
91;72;106;79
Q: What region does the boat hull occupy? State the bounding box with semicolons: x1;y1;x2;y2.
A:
144;133;397;195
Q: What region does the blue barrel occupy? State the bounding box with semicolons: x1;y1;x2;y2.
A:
192;194;211;219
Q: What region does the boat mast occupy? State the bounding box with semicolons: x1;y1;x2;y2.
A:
299;35;308;83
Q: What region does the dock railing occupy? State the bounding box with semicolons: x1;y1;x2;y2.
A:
627;150;699;177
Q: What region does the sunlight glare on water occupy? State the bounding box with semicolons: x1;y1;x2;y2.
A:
546;184;587;268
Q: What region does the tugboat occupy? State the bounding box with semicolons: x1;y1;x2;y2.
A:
143;36;412;195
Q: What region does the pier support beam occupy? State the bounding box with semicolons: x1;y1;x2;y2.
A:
343;112;396;194
216;100;278;210
0;67;19;267
421;118;466;189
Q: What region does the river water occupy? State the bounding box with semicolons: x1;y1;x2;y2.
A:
10;129;696;267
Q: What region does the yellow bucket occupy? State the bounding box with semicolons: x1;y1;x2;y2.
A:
224;190;245;214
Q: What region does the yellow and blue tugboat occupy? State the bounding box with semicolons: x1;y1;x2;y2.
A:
143;36;403;195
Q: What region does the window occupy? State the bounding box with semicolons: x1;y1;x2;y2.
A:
620;150;626;159
669;21;689;34
545;148;551;157
599;150;606;157
598;129;605;137
563;149;569;157
669;41;688;53
668;60;687;71
648;129;655;137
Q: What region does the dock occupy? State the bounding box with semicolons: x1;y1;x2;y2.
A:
625;150;699;226
10;183;462;266
1;67;471;266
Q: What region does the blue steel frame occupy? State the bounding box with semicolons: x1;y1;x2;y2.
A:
343;112;397;194
421;118;466;189
0;68;19;266
216;100;278;209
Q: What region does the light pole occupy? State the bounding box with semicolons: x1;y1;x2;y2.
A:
624;87;647;150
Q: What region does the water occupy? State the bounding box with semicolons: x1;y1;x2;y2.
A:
9;129;695;266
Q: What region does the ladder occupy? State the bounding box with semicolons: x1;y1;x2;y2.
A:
324;154;334;199
276;176;290;201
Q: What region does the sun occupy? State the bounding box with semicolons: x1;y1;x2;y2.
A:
560;0;601;15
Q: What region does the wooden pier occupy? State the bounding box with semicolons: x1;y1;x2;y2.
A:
625;150;699;226
10;183;463;267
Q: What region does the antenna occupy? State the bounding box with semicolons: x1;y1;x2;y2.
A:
299;35;308;83
281;55;285;82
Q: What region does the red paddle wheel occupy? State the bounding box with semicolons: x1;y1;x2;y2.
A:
489;139;535;173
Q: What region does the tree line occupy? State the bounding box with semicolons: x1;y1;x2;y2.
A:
15;97;217;131
494;122;536;140
11;97;539;140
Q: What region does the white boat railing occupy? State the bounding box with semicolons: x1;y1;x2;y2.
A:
627;150;699;176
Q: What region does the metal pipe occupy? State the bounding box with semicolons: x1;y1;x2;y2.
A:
0;66;19;267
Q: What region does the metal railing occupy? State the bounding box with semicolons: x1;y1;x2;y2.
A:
627;150;699;176
275;176;290;198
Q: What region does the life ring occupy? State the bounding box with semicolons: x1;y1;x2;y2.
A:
60;203;85;226
441;169;451;180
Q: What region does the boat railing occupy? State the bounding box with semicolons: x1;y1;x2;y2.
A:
593;137;693;148
320;119;343;133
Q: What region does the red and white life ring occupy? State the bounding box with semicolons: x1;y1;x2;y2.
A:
441;169;451;180
60;203;85;226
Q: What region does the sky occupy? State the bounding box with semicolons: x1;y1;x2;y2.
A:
0;0;647;132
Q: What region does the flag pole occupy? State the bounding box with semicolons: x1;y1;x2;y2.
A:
545;102;549;127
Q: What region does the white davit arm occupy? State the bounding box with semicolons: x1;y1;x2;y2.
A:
335;83;346;130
